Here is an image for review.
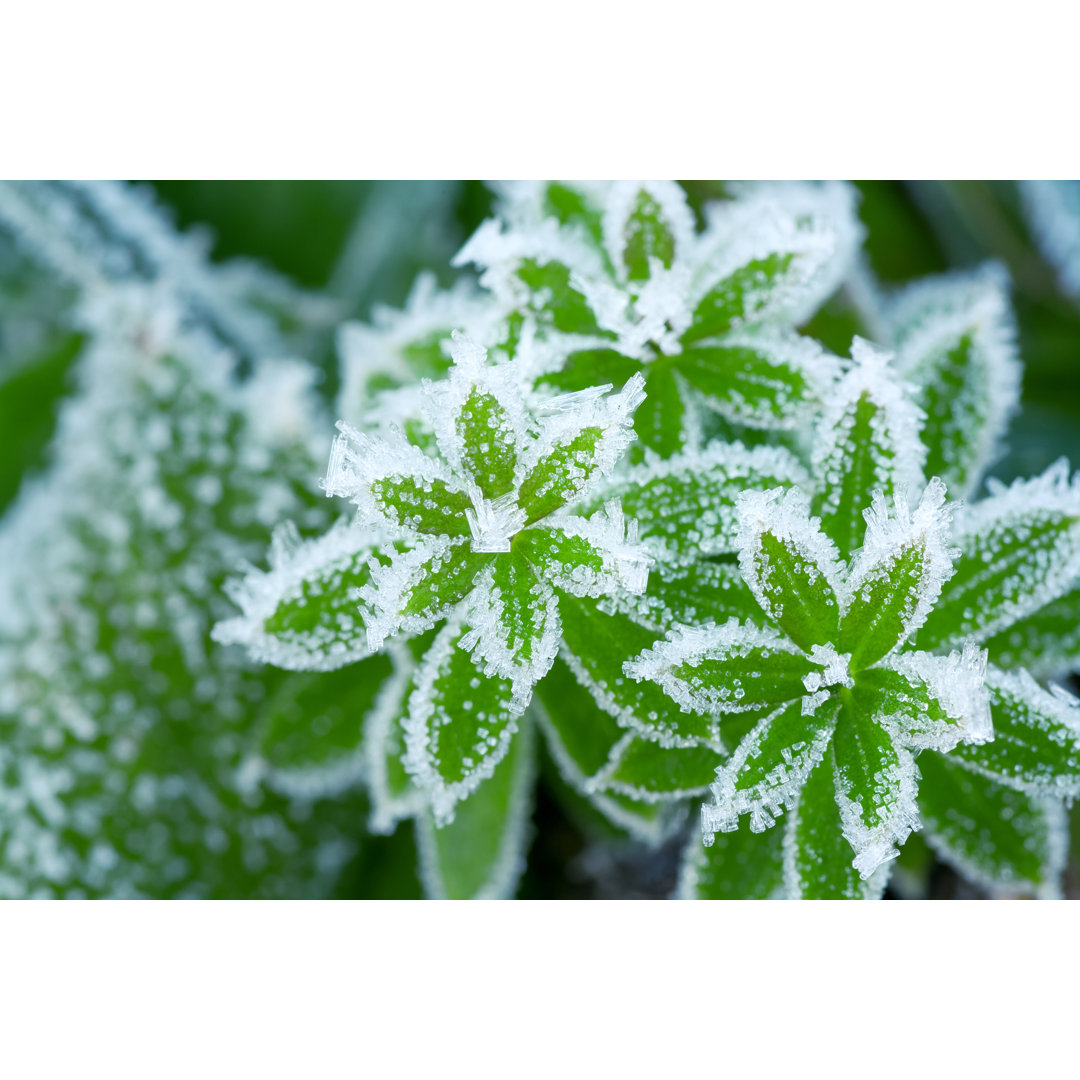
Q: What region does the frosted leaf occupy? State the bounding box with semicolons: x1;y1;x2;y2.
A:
415;714;535;899
403;615;526;826
855;647;989;756
886;263;1020;498
782;748;891;899
810;337;928;555
685;181;863;343
323;420;466;535
832;706;921;879
245;652;395;800
363;641;430;835
625;559;762;632
0;180;335;359
985;583;1080;678
735;487;844;650
624;618;813;719
598;735;724;804
918;459;1080;650
452;216;611;338
361;536;489;649
517;372;646;521
530;660;678;844
949;666;1080;797
336;272;506;427
677;328;841;430
602;181;696;284
702;697;839;838
918;753;1067;899
588;441;810;562
213;519;389;672
677;819;785;900
1019;180;1080;300
559;595;715;747
518;501;651;598
838;479;957;667
424;332;530;488
460;554;562;699
489;181;608;237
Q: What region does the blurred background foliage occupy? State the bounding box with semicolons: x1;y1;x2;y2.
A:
2;180;1079;898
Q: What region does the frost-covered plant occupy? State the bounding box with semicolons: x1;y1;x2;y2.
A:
5;179;1080;900
0;183;368;896
213;181;1080;900
663;273;1080;898
220;331;653;827
454;181;860;456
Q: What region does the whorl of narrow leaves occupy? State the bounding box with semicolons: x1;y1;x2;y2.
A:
456;181;858;457
628;479;993;886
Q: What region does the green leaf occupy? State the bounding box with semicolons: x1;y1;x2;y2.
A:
984;584;1080;677
365;633;438;834
917;465;1080;650
482;551;561;685
683;253;794;345
818;395;887;554
602;736;724;801
515;258;610;336
737;488;842;651
415;718;535;899
784;748;889;899
841;546;930;669
704;697;838;836
619;187;679;281
852;665;958;746
949;668;1080;797
538;348;640;395
678;821;784;900
214;521;386;672
629;619;816;726
590;442;809;561
543;182;605;250
918;753;1066;898
838;482;954;670
832;698;918;877
519;426;604;523
631;559;762;630
516;510;649;600
674;333;829;430
890;265;1020;499
810;340;925;556
455;384;518;499
532;657;625;782
404;617;524;825
254;653;394;796
631;364;689;459
560;594;716;746
396;538;491;625
915;333;981;492
370;475;472;536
